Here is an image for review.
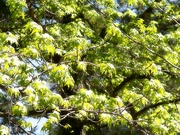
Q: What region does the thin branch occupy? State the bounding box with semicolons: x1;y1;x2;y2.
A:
118;28;180;70
26;0;46;32
146;47;180;70
21;67;52;92
134;97;180;118
10;119;31;135
157;6;180;27
88;1;180;71
60;111;76;121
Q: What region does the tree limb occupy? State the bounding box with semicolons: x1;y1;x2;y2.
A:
134;97;180;118
112;74;151;97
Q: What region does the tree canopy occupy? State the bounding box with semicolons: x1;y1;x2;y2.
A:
0;0;180;134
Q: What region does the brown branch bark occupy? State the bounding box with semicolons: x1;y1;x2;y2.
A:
134;97;180;119
0;110;45;117
10;119;31;135
26;0;46;32
112;74;151;97
0;84;8;91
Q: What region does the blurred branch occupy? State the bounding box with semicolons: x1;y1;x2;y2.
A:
157;6;180;27
0;84;8;91
26;0;46;32
10;119;31;135
134;97;180;118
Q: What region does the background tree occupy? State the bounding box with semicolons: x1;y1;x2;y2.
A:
0;0;180;134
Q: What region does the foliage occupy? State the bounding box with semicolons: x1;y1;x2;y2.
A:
0;0;180;134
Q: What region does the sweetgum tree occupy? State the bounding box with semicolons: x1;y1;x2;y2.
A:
0;0;180;134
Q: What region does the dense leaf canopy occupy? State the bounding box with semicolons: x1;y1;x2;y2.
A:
0;0;180;134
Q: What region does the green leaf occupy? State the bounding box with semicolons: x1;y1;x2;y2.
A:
12;102;27;116
25;21;43;34
76;110;88;119
23;86;35;95
65;77;74;88
124;9;137;17
18;120;32;128
77;61;87;71
6;36;18;45
0;125;10;135
8;87;20;97
126;0;137;5
121;110;132;120
99;63;116;77
99;113;112;125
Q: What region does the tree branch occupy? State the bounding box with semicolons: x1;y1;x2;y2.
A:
112;74;150;97
134;97;180;118
0;84;8;91
10;119;31;135
157;5;180;27
26;0;46;32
